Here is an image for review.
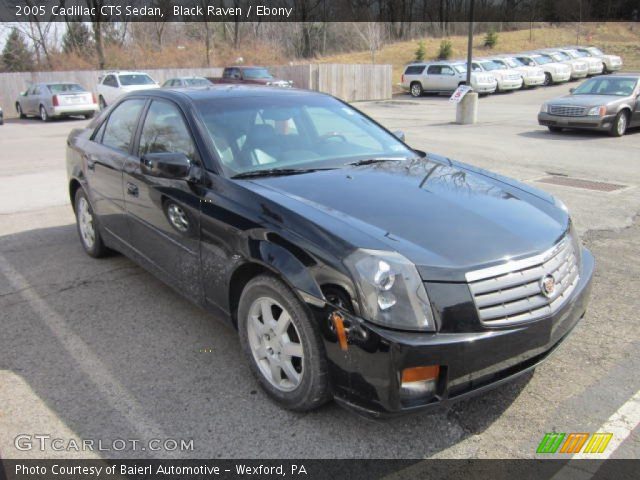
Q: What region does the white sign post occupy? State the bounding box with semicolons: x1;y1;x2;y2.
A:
449;85;473;104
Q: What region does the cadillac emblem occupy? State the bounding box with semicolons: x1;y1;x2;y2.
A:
540;275;556;298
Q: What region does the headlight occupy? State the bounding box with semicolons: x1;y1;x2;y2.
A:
587;106;606;116
344;249;435;331
540;103;549;113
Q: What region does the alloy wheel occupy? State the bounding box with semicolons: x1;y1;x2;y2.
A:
410;84;422;97
77;197;96;249
167;203;190;232
246;297;304;392
40;106;48;121
617;113;627;136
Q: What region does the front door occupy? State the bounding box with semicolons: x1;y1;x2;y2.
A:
123;99;203;298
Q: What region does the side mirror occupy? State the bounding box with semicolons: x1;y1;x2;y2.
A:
569;87;576;94
393;130;406;142
141;152;192;179
20;91;27;96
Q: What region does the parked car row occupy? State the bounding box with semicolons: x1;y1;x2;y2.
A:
401;45;623;97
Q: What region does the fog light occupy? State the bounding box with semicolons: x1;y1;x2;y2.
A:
400;366;439;403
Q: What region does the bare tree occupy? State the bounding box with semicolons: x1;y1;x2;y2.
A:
353;22;386;63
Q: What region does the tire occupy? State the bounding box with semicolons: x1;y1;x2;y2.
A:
609;111;628;137
602;63;609;74
238;275;330;411
98;96;107;110
16;103;26;119
409;82;423;97
74;188;110;258
543;73;552;86
39;105;50;122
84;112;95;119
548;126;563;133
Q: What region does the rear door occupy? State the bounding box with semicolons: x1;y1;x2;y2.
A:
84;98;147;244
123;99;203;297
101;75;120;105
25;86;39;114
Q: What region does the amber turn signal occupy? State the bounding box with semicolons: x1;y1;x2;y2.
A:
331;312;348;351
401;366;440;383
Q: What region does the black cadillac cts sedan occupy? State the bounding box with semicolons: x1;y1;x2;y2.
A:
66;86;594;416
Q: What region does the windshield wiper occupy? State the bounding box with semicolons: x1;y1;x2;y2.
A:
347;157;405;167
231;167;335;179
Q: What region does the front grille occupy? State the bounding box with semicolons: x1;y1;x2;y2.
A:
508;74;521;80
549;105;587;116
466;235;580;326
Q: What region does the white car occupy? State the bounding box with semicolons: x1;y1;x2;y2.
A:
96;71;159;109
515;54;571;86
559;48;603;76
401;62;496;96
472;59;523;92
538;50;589;80
493;56;545;88
575;46;623;73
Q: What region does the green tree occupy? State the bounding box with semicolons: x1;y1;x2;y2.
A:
414;40;426;61
484;29;498;49
437;40;452;60
62;22;94;55
1;28;33;72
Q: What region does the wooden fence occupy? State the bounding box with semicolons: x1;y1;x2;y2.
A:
0;64;391;118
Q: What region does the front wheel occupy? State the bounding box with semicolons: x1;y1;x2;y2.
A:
84;112;95;119
74;188;110;258
98;96;107;110
238;275;330;411
16;103;26;119
543;73;552;86
609;111;628;137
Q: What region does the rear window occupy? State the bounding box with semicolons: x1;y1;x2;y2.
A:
404;65;425;75
118;74;155;86
48;84;85;93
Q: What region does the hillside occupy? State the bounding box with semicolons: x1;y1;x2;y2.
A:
316;23;640;89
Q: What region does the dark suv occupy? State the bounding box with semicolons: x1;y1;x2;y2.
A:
66;86;593;416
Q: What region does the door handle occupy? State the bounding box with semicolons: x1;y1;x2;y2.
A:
84;155;97;171
126;182;139;197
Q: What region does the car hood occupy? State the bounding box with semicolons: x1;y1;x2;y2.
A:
549;94;624;106
244;156;568;281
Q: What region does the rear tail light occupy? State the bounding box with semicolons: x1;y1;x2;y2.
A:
92;93;97;104
401;74;404;83
52;95;59;107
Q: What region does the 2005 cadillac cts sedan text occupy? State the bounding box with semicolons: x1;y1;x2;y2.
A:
66;86;594;417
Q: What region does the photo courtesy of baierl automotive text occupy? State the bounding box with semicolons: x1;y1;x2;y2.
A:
0;1;638;479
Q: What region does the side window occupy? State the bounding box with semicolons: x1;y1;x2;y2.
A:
138;101;198;162
426;65;442;75
101;99;146;152
222;69;232;79
441;66;455;75
33;86;41;95
404;66;425;75
472;63;483;72
103;75;118;87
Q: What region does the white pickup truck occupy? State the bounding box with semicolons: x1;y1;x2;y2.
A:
96;71;159;109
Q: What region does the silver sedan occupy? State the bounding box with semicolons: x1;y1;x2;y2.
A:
15;82;98;121
538;74;640;137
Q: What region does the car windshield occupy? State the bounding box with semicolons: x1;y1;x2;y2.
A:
572;77;637;96
504;57;523;68
532;55;552;65
119;74;155;86
195;94;414;177
480;61;503;71
185;78;212;86
453;65;467;74
47;83;85;93
588;47;604;56
242;68;274;80
554;52;571;61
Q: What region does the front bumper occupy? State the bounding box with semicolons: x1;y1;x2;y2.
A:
523;75;546;87
538;112;617;131
497;78;523;91
606;62;623;72
321;248;594;417
473;83;497;94
51;104;99;117
587;64;604;75
551;71;571;83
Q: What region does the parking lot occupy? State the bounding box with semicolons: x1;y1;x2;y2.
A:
1;83;638;460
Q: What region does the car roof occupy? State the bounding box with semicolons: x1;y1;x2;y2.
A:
125;84;325;103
